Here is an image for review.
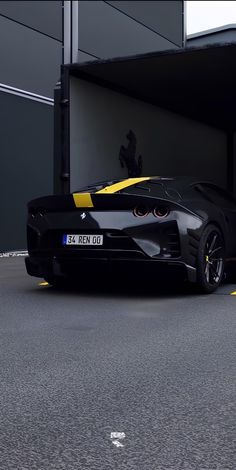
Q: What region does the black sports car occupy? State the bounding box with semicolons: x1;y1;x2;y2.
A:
25;176;236;293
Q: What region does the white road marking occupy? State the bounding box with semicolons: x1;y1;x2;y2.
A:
0;251;28;257
112;440;124;448
110;432;125;448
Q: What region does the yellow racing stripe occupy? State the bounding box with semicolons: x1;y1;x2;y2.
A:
73;192;94;208
96;177;151;194
73;177;153;208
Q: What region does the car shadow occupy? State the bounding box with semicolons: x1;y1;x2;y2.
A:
35;271;199;299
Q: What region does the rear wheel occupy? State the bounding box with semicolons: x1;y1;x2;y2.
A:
196;224;225;294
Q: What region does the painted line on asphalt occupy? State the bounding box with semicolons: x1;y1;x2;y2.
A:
0;251;28;258
110;432;125;448
214;292;236;295
213;285;236;295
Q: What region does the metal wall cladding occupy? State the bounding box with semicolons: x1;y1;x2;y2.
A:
0;92;53;251
77;1;182;61
106;1;184;47
77;50;98;64
0;15;61;97
0;0;62;41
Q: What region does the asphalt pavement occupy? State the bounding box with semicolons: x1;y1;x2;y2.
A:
0;257;236;470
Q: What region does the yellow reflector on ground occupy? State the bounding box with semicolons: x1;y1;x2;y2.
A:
38;281;49;286
73;193;94;208
230;291;236;295
96;177;151;194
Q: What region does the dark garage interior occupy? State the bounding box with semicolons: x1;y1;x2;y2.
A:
60;42;236;194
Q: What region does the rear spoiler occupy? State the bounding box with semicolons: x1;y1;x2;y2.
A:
27;192;175;213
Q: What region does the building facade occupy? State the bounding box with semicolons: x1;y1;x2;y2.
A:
0;1;62;251
0;1;185;251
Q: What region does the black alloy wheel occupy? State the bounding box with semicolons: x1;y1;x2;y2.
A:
196;224;225;294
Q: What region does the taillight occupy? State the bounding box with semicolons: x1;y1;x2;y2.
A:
153;207;169;218
133;205;149;217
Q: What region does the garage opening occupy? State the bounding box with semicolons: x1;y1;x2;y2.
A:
58;43;236;195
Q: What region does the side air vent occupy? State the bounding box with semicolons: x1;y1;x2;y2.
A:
163;224;180;257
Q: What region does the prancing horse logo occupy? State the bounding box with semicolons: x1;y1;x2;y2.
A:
80;212;86;219
119;129;142;177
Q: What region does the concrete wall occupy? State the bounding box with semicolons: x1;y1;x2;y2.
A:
70;77;226;191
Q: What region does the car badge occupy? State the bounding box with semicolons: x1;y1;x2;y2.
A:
81;212;86;220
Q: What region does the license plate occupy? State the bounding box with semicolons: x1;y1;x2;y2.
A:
63;234;103;246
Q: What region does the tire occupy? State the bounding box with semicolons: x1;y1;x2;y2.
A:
196;224;225;294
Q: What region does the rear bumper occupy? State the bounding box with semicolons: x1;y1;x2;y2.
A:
25;255;196;282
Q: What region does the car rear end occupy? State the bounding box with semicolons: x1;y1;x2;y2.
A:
25;192;202;283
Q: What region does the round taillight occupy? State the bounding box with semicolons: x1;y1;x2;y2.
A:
133;205;149;217
153;207;169;218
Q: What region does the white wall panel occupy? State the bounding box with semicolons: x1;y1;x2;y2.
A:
70;77;226;191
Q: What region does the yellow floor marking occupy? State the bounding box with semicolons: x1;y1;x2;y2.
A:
230;291;236;295
38;281;49;286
